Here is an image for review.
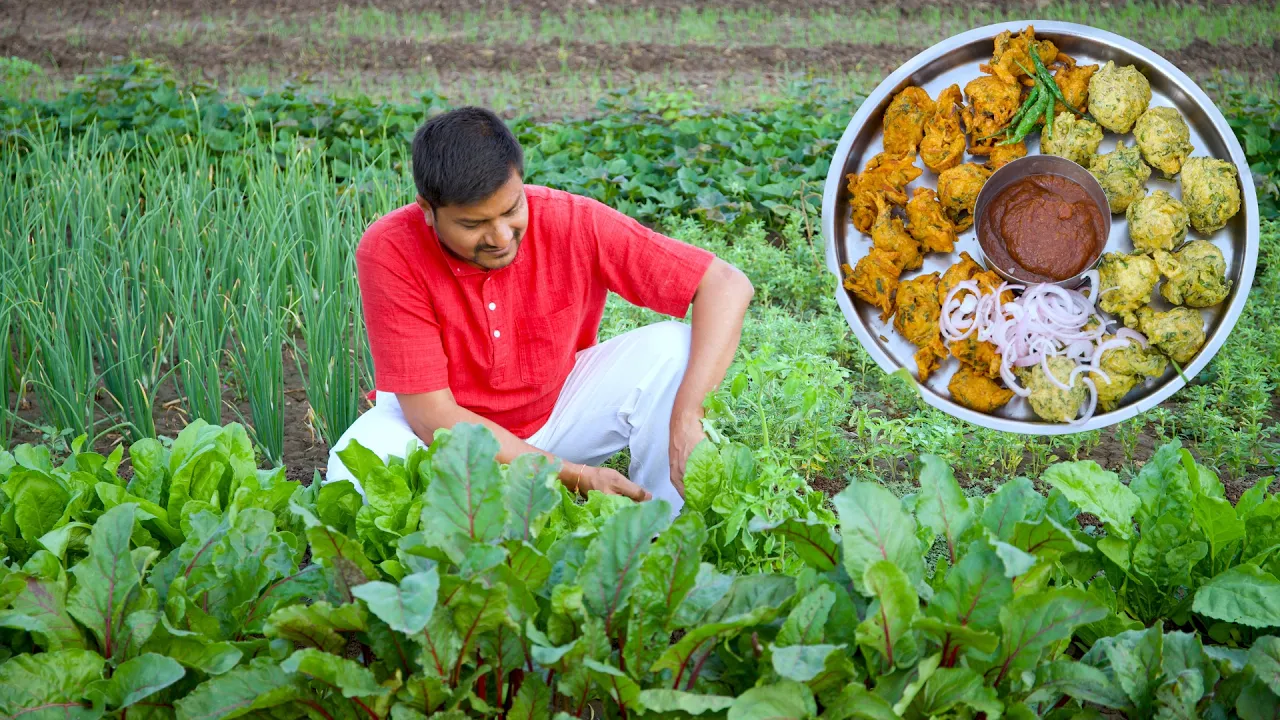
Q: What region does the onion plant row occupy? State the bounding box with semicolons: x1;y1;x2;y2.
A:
0;127;385;461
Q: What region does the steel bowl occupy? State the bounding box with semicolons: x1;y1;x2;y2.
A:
821;20;1259;435
972;154;1111;289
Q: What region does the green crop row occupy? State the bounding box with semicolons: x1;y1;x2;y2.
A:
2;420;1279;719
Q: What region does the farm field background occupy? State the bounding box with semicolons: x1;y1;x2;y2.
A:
2;0;1279;497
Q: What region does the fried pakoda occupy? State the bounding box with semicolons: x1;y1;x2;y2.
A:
905;187;957;254
921;84;966;173
972;269;1014;304
1093;333;1170;412
894;272;948;380
938;251;984;305
987;140;1027;170
1088;61;1151;134
1134;107;1193;178
1136;306;1206;365
1090;142;1151;213
1126;190;1189;253
842;249;901;322
1181;157;1242;234
950;365;1014;413
1020;356;1088;423
962;75;1023;156
846;151;923;234
871;194;923;271
937;163;993;231
1052;60;1097;115
1097;251;1160;328
983;26;1059;86
1155;240;1232;307
883;86;935;156
1041;112;1103;167
949;333;1003;379
1100;336;1169;379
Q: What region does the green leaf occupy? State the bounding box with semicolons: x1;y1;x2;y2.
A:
1026;659;1131;710
915;666;1002;717
0;571;86;651
1193;493;1246;572
352;567;439;635
1162;631;1220;694
1246;636;1280;696
422;423;508;548
578;499;671;631
263;601;367;654
584;659;641;708
154;638;242;675
1043;461;1139;539
748;515;839;572
637;689;733;715
624;512;707;675
504;454;561;542
855;560;918;670
67;503;152;662
924;540;1010;634
980;477;1046;542
770;644;844;683
280;648;387;698
819;684;898;720
1007;515;1091;560
0;649;104;720
85;653;185;710
4;470;71;543
995;587;1107;684
174;657;300;720
833;482;923;595
914;455;975;563
290;500;377;600
1193;564;1280;628
1154;671;1204;719
777;584;835;646
1130;441;1194;524
508;674;551;720
727;681;816;720
1103;625;1165;713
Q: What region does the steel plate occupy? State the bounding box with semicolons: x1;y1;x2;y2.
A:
821;20;1259;435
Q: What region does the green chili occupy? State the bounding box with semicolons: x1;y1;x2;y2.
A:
1000;87;1048;146
1031;51;1090;119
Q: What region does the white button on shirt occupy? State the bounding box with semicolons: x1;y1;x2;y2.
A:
493;330;501;338
488;302;496;310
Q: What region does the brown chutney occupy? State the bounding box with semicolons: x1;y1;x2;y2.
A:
979;173;1106;283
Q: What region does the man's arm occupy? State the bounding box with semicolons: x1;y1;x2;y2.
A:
668;258;755;494
396;390;651;501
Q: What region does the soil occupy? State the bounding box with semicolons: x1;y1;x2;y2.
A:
3;2;1278;96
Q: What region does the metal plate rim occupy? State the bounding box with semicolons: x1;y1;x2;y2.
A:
821;19;1260;436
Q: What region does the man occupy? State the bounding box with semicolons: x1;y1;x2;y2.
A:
325;106;753;512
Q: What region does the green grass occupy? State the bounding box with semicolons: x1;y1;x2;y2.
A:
114;2;1280;51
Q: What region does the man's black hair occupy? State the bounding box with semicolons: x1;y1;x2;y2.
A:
411;107;524;209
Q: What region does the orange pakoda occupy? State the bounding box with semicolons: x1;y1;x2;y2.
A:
883;86;935;155
921;84;966;173
973;269;1015;304
894;272;949;380
938;251;984;305
872;194;923;271
982;26;1059;86
845;152;923;234
905;187;957;254
962;75;1023;156
949;365;1015;413
949;333;1003;379
936;163;993;231
842;249;901;322
1053;59;1097;115
988;140;1027;170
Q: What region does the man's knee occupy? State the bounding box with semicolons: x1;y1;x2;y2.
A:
641;320;692;366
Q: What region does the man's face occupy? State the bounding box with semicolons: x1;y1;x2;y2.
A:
419;170;528;271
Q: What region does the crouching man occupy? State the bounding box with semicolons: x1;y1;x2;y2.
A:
325;106;753;512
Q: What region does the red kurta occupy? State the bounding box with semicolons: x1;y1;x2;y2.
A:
356;185;715;439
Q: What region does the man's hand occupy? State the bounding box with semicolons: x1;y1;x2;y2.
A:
668;411;705;498
578;465;651;501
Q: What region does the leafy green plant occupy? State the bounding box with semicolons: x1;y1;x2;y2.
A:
1046;440;1280;641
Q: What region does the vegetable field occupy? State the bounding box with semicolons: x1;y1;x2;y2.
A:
2;1;1280;718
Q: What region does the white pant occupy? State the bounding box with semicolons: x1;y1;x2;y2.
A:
324;321;692;514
